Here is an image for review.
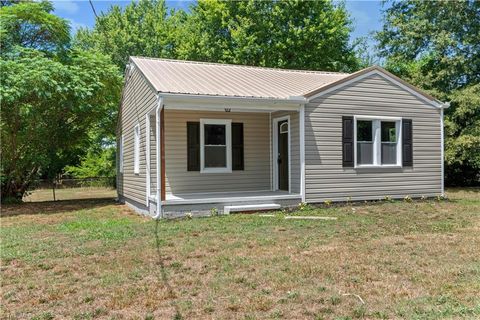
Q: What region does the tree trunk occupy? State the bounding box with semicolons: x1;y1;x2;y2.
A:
1;167;38;203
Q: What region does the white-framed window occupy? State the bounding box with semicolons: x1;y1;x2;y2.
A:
119;134;124;173
200;118;232;173
354;116;402;167
134;124;140;174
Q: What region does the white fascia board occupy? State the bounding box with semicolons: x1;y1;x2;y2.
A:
161;93;303;111
306;69;444;109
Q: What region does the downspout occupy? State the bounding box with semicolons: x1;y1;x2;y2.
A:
440;102;450;197
153;95;163;219
299;104;306;203
145;113;150;207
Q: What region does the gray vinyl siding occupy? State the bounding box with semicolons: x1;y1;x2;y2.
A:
271;111;300;193
305;74;442;202
164;110;271;194
117;67;157;205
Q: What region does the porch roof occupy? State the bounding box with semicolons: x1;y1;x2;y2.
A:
130;56;350;101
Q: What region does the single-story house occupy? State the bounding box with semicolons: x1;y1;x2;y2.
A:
117;57;448;218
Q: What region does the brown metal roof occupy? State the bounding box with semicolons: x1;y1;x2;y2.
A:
130;56;350;100
130;57;441;105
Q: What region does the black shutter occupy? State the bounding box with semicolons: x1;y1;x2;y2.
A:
187;122;200;171
232;122;244;170
402;119;413;167
342;116;354;167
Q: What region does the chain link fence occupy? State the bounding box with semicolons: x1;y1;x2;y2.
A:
24;177;117;202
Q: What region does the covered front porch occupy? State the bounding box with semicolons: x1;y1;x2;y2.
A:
165;190;300;204
145;94;305;216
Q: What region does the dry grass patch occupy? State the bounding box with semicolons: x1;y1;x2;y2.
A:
23;187;116;202
1;189;479;319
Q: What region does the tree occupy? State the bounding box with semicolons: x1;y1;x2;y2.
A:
376;0;480;186
0;1;122;202
64;147;117;188
177;0;359;71
0;49;121;202
74;0;180;70
0;0;70;56
76;0;361;72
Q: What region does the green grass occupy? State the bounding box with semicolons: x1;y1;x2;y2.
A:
1;189;479;319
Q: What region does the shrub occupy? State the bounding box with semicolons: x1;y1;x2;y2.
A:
298;202;311;211
210;207;219;217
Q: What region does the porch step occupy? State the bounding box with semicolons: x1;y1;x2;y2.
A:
223;203;281;214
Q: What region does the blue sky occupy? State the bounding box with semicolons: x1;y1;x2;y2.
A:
53;0;385;48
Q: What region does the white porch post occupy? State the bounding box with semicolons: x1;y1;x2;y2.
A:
154;96;163;219
269;112;273;191
300;104;306;203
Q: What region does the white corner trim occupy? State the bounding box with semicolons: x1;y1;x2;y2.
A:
199;118;232;173
272;115;291;193
299;105;306;203
306;69;443;109
119;134;124;173
440;108;445;196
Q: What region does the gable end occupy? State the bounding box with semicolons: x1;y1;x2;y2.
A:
304;67;443;109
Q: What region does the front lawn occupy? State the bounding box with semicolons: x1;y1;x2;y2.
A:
1;189;479;319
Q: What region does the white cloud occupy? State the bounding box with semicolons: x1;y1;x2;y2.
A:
53;0;80;15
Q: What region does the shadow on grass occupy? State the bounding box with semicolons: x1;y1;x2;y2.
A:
155;219;183;320
1;198;118;217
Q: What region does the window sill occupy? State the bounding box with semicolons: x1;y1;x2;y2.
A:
200;168;232;174
354;165;403;169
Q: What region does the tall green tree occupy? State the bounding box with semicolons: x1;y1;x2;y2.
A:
177;0;359;71
376;0;480;186
77;0;361;72
0;1;122;202
0;0;70;55
74;0;180;70
0;49;121;202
